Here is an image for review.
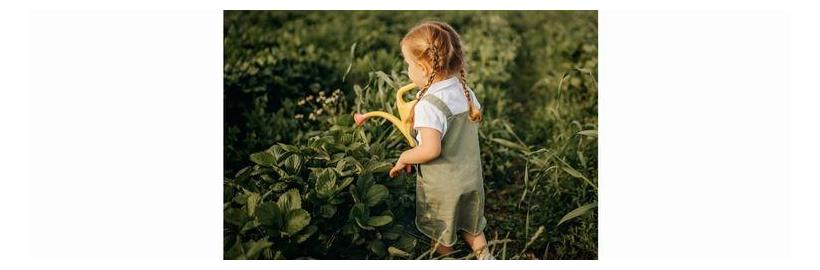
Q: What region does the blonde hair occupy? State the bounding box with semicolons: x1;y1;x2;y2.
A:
401;21;482;127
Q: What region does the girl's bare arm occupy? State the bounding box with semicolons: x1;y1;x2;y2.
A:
389;127;441;177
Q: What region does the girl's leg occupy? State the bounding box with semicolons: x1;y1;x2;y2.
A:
462;231;488;251
431;241;454;256
463;231;494;259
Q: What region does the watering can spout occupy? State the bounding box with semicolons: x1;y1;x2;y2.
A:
354;83;419;147
353;113;368;126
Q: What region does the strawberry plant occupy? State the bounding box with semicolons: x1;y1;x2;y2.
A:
224;11;598;259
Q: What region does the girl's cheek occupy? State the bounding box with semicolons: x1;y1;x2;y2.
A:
408;66;417;80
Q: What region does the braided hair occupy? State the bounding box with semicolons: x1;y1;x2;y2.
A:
401;21;482;127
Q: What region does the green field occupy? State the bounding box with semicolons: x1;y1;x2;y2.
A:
223;10;598;259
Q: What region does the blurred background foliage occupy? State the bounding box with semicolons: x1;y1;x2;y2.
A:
224;10;597;260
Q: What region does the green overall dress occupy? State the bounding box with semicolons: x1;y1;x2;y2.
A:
411;94;487;247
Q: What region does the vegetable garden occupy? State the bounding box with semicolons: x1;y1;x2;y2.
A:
224;10;598;259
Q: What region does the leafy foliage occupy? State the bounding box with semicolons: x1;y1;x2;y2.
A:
224;11;597;259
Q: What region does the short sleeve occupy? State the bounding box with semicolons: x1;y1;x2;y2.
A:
468;88;481;110
413;100;448;137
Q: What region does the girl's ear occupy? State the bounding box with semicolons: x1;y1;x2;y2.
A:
417;61;430;76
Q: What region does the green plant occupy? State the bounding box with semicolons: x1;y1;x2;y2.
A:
224;10;598;260
224;127;420;259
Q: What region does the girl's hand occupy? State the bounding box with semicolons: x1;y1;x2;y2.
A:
389;162;412;178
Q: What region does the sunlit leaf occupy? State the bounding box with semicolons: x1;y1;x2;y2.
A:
246;192;261;216
249;152;276;167
388;246;411;258
557;202;597;226
243;238;272;260
285;209;311;235
366;215;393;227
277;189;302;211
490;138;529;152
577;130;597;137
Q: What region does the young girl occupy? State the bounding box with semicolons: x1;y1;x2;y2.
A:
388;21;494;260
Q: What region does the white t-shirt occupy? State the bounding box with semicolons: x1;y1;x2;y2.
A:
413;76;481;146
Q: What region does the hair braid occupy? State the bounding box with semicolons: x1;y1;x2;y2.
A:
407;46;441;126
458;68;481;122
402;21;481;127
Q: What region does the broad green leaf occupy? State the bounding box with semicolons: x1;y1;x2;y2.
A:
557;202;597;226
364;184;388;207
245;192;261;216
232;193;247;205
314;148;331;161
366;160;392;174
255;202;283;229
349;203;369;221
334;159;348;173
284;209;311;235
249;151;276;167
277;189;302;211
382;232;401;240
355;217;375;231
314;169;337;199
243;238;272;260
249;165;271;177
349;203;372;230
283;154;303;174
393;235;418;253
268;165;289;179
345;156;365;174
383;225;402;240
366;215;393;227
266;144;286;161
224;207;249;227
240;220;261;233
279;143;299;153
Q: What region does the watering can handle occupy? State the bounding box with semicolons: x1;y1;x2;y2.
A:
396;83;417;106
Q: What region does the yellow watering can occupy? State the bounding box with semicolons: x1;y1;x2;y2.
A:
353;83;419;147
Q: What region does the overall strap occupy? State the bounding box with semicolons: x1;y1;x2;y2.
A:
420;94;453;118
414;94;453;179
